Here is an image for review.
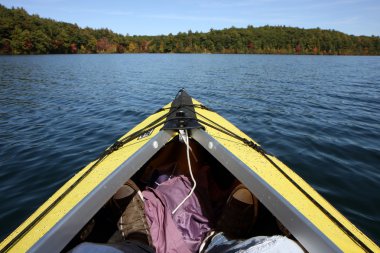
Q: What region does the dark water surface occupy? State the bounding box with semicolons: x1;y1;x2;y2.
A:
1;54;379;244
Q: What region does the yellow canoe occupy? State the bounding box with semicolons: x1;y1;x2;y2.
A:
0;90;378;253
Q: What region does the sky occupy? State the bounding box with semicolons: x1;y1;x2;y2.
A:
1;0;379;36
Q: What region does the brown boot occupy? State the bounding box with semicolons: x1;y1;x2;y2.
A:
216;184;259;239
117;180;152;246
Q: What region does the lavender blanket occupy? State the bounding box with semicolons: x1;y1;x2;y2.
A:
143;176;211;253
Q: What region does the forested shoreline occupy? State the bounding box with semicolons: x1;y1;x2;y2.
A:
1;5;379;55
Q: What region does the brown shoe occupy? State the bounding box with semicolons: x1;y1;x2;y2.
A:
216;184;259;239
109;182;137;218
117;180;152;246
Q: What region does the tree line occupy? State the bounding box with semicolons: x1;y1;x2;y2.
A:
1;5;379;55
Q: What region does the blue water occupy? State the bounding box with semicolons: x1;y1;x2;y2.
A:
0;54;379;244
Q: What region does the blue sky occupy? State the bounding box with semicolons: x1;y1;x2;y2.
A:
1;0;379;36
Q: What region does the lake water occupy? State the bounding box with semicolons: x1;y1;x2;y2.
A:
0;54;379;244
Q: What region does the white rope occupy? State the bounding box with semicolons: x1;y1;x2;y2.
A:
172;129;197;214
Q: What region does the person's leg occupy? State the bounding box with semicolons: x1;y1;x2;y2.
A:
204;233;304;253
203;232;236;253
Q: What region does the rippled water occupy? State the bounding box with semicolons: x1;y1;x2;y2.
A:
0;54;379;244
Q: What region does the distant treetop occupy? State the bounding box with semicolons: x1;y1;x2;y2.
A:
1;4;379;55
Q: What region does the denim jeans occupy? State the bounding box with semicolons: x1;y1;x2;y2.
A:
204;232;304;253
69;233;303;253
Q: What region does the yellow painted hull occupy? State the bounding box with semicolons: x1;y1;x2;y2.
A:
1;92;378;253
192;98;379;253
0;103;173;253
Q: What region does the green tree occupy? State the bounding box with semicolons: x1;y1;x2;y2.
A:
1;4;380;55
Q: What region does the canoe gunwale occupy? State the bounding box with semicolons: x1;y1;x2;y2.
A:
28;130;175;253
191;128;341;253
